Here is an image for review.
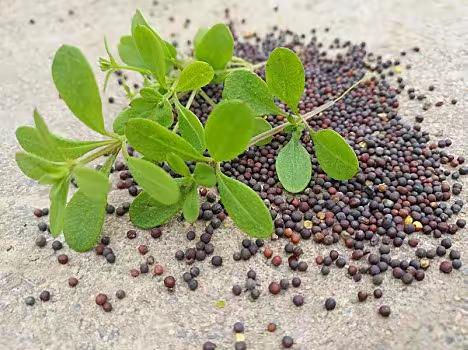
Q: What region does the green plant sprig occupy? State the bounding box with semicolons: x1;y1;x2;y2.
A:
15;9;363;252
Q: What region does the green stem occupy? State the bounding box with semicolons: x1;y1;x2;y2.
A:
112;64;151;75
79;142;121;165
186;89;197;109
199;90;216;107
247;76;366;147
251;61;266;70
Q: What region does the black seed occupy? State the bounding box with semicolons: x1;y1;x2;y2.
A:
233;321;244;333
379;305;391;317
325;298;336;310
39;290;50;302
35;235;47;248
51;240;63;251
116;290;126;299
282;336;294;348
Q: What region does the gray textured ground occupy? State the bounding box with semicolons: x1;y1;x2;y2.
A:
0;0;467;349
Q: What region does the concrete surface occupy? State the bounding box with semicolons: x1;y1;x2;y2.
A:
0;0;467;349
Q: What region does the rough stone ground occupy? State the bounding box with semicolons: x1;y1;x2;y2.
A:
0;0;467;349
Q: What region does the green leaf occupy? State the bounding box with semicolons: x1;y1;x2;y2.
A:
252;117;273;146
193;163;216;187
113;97;173;135
166;153;190;177
194;23;234;70
133;25;166;87
49;176;69;236
265;47;305;113
129;191;182;229
182;184;199;223
62;156;114;252
205;100;255;161
174;100;205;153
312;129;359;180
175;61;214;92
15;152;67;185
193;27;208;49
125;118;207;161
32;109;65;161
118;35;145;68
73;165;110;202
127;157;180;205
223;70;282;116
16;126;111;161
52;45;105;134
216;171;273;238
276;136;312;193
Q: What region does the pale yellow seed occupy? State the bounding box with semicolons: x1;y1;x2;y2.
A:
420;258;430;269
404;216;413;225
235;333;245;342
304;220;313;229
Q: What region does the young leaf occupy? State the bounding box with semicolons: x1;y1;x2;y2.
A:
182;185;199;223
265;47;305;113
133;25;166;87
16;126;112;161
52;45;105;134
166;153;190;177
49;176;69;236
312;129;359;180
113;97;173;135
276;136;312;193
129;191;182;229
223;70;282;116
216;171;273;238
193;27;208;48
193;163;216;187
127;157;180;205
194;24;234;70
205;100;255;161
175;61;214;92
73;165;110;202
15;152;67;185
62;155;114;252
174;100;206;153
252;117;273;146
125;118;207;161
118;35;145;68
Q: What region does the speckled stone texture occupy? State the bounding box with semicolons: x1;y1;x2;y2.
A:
0;0;466;349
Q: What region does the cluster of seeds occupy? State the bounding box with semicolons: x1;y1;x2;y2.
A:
27;13;466;350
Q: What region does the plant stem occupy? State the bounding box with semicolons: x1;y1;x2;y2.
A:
248;76;366;147
199;90;216;107
251;61;266;70
186;89;197;109
79;142;121;165
112;64;151;75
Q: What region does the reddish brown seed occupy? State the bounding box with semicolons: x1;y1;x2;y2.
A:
153;264;164;275
57;254;68;264
130;269;140;277
439;261;453;273
268;281;281;295
126;230;137;239
150;228;162;239
164;276;176;289
315;256;324;265
102;302;113;312
358;291;368;302
267;323;277;332
138;245;149;255
272;256;282;266
33;208;43;217
263;247;273;259
291;233;300;244
95;244;105;255
95;293;107;306
284;228;293;238
68;277;79;287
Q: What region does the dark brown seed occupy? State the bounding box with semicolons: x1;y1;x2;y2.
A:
102;302;113;312
116;290;126;299
95;293;107;306
57;254;68;264
439;261;453;273
68;277;78;287
357;291;368;302
164;276;176;289
379;305;391;317
39;290;50;302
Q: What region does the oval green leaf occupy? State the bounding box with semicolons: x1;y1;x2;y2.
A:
276;137;312;193
52;45;105;134
129;191;183;229
125;118;207;162
15;152;67;185
312;129;359;180
174;100;205;153
252;117;273;146
166;153;190;177
49;176;69;236
205;100;255;161
216;171;273;238
182;185;199;223
265;47;305;113
16;126;112;161
133;25;166;87
193;163;216;187
127;157;180;205
63;155;114;252
118;35;145;68
175;61;214;92
73;165;110;202
223;70;282;116
194;23;234;70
